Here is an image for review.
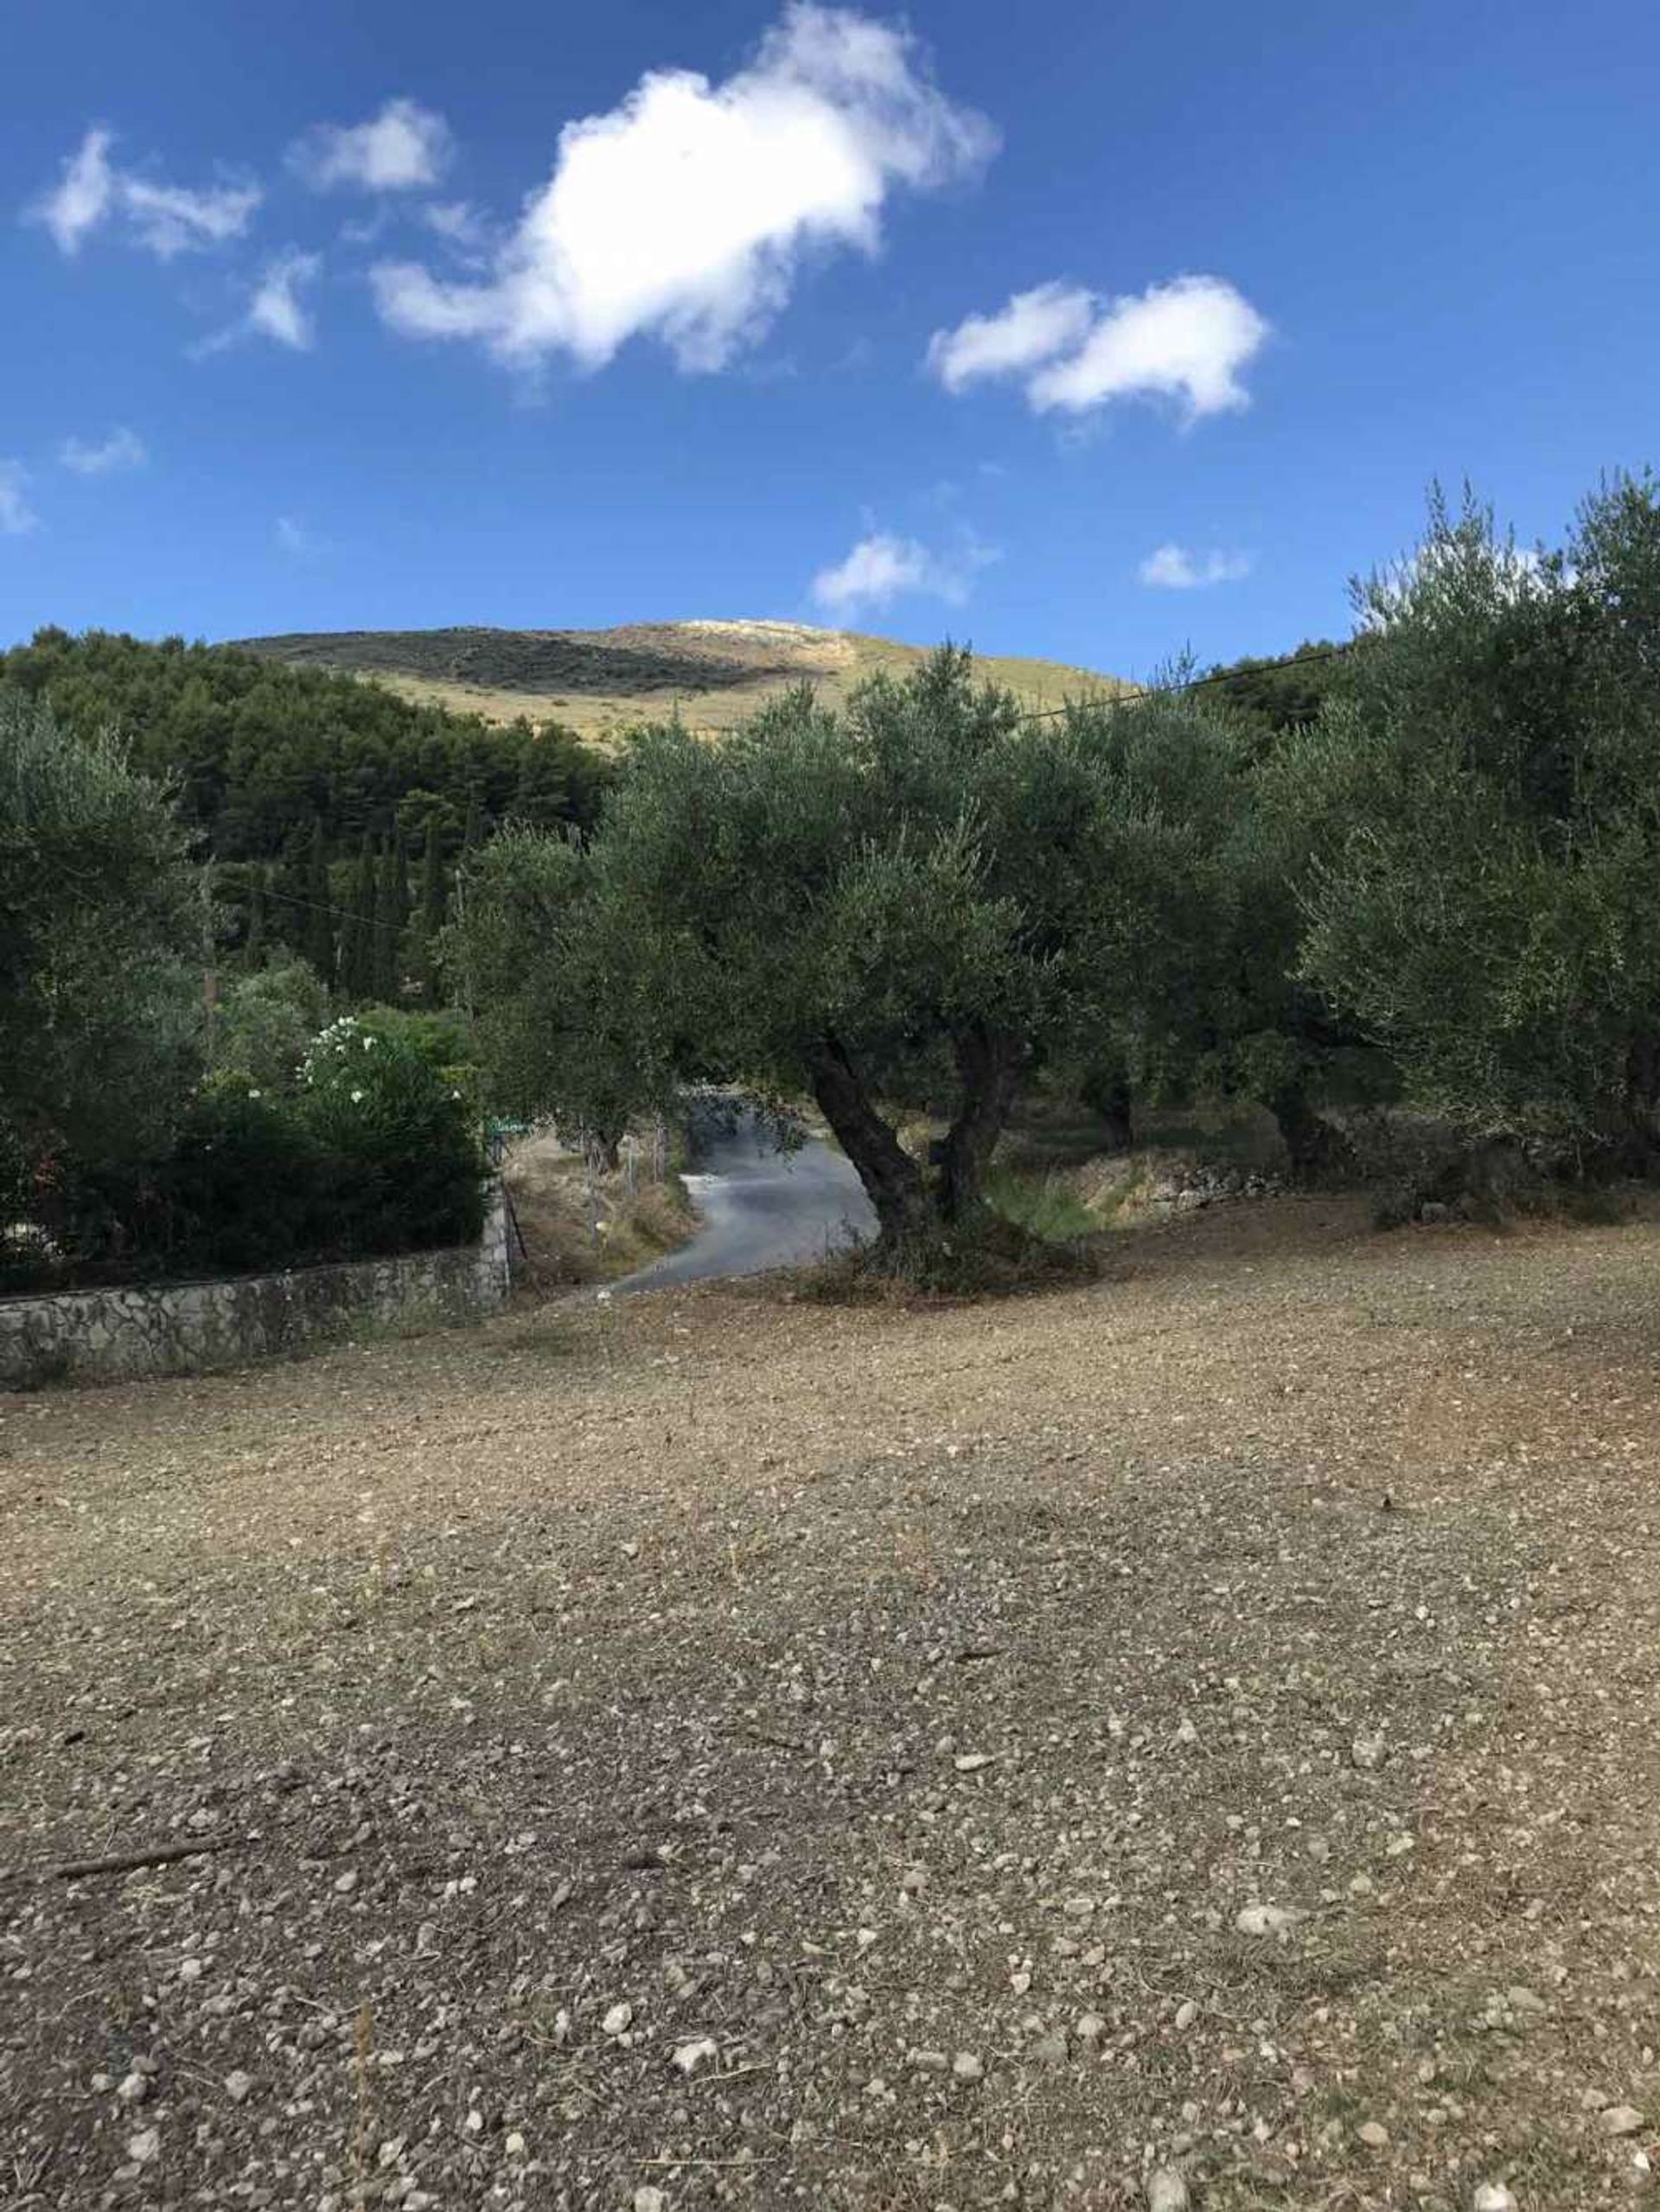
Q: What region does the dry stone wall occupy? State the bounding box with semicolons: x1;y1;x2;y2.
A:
0;1185;512;1389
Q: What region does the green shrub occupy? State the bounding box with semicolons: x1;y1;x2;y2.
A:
208;958;331;1094
5;1016;486;1289
299;1017;485;1255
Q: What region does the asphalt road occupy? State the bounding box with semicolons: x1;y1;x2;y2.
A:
616;1102;876;1291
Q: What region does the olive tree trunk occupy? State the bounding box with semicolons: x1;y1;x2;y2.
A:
807;1025;1027;1244
805;1036;929;1244
936;1023;1026;1222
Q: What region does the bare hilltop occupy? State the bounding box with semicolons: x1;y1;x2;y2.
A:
234;618;1131;745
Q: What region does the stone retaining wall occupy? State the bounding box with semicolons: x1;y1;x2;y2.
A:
0;1184;513;1389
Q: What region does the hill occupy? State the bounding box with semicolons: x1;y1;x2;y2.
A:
0;627;609;860
234;619;1131;743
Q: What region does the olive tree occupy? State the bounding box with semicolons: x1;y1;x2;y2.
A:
457;651;1242;1245
1268;475;1660;1158
0;692;202;1225
446;824;674;1164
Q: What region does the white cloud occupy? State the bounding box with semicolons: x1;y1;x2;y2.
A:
275;514;310;556
812;526;995;616
371;3;996;373
27;125;259;259
60;425;149;475
120;172;260;258
926;281;1094;394
1139;543;1254;590
197;248;322;356
0;462;39;535
421;199;495;262
290;98;454;192
247;248;322;348
929;274;1269;423
29;125;116;254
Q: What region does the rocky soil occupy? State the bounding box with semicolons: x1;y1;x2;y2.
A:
3;1194;1658;2209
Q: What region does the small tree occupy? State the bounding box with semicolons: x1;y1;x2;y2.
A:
1269;475;1660;1159
447;826;660;1163
456;652;1242;1244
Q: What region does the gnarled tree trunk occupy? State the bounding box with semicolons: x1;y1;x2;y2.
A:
937;1023;1027;1222
805;1035;929;1244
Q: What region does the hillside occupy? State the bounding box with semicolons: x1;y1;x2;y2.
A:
234;618;1131;743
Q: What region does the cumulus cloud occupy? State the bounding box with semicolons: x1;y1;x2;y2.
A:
812;527;995;615
926;281;1094;393
371;3;996;373
290;98;454;192
1138;543;1253;589
929;274;1269;423
60;426;148;475
0;462;38;535
27;125;259;258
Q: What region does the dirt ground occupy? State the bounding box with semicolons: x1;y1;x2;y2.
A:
3;1194;1659;2210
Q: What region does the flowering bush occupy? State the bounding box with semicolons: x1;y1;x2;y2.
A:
298;1017;486;1256
7;1017;486;1288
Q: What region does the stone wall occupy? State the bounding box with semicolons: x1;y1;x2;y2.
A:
0;1184;513;1390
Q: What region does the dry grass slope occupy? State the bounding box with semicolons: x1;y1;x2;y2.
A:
234;618;1133;747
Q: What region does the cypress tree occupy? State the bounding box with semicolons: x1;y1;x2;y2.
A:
305;819;335;986
346;832;377;1001
418;817;447;1004
243;866;265;967
374;838;409;1003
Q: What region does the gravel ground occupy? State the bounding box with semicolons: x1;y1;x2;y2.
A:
3;1194;1659;2211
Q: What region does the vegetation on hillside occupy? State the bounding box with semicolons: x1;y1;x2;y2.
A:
10;465;1660;1291
0;627;612;974
451;469;1660;1269
451;649;1255;1250
238;618;1129;745
1200;634;1359;749
0;692;486;1288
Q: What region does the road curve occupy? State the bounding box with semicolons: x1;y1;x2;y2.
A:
616;1100;876;1292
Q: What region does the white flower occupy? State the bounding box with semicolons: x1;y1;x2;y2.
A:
247;1088;262;1100
350;1087;365;1103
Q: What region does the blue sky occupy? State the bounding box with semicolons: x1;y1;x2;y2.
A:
3;0;1657;679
